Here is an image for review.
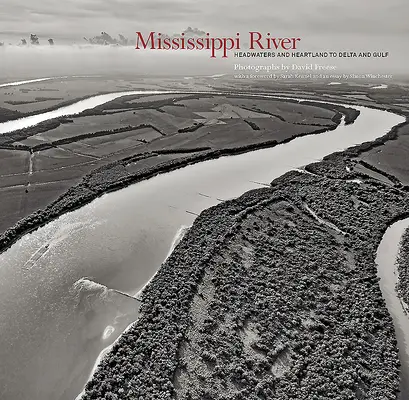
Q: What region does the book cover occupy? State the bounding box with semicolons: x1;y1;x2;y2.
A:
0;1;408;399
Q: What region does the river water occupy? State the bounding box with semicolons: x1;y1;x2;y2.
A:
0;77;61;88
377;219;409;399
0;90;169;134
0;91;404;399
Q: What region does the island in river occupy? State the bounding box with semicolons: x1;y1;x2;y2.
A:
1;76;409;400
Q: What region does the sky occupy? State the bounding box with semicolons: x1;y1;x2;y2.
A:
0;0;408;78
0;0;408;43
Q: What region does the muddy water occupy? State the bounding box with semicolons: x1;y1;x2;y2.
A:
0;93;404;399
376;219;409;399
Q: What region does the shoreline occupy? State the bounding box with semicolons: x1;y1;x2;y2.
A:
75;224;191;400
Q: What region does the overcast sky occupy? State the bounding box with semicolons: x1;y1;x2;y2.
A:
0;0;408;78
0;0;408;42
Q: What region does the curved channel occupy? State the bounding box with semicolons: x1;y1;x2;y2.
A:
0;90;172;134
0;93;404;400
376;218;409;399
0;77;63;88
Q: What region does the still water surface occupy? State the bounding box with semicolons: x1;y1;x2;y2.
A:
377;219;409;400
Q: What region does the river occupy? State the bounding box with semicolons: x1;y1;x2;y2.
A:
0;90;172;134
0;90;404;399
377;218;409;399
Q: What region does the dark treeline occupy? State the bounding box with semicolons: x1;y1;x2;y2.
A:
239;105;287;122
243;120;261;130
5;96;63;105
178;122;205;133
224;94;360;126
0;107;23;123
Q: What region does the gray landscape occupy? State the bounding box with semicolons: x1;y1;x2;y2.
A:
1;1;409;399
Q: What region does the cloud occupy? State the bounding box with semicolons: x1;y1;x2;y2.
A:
0;0;407;44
